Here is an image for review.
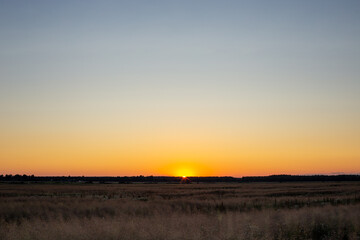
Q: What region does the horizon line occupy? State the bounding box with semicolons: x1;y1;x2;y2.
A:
2;173;360;178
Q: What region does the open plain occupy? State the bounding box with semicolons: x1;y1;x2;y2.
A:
1;182;360;240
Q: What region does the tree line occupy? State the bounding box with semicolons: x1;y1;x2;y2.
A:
1;174;360;183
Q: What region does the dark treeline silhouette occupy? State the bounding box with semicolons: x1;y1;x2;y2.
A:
241;174;360;182
1;174;360;183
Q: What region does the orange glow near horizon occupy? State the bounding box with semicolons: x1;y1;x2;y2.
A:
1;119;360;177
1;93;360;177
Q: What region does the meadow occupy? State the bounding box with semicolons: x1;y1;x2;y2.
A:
1;182;360;240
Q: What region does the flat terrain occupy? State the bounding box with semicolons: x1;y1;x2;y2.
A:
1;182;360;240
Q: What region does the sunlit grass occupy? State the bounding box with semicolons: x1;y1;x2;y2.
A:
1;182;360;239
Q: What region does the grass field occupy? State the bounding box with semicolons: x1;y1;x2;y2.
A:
1;182;360;240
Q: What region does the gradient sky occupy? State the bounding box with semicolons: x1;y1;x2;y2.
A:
1;0;359;176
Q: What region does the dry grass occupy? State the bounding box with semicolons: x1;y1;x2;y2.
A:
1;182;360;239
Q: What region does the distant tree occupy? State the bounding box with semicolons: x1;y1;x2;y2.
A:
180;177;191;184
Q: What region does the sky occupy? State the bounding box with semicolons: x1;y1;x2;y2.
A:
0;0;359;177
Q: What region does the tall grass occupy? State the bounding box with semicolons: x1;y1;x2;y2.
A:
1;182;360;239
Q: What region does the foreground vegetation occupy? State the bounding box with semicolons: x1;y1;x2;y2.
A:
1;182;360;240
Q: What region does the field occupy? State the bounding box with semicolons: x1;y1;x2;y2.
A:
1;182;360;240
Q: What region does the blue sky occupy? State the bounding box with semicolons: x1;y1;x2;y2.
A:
1;0;360;176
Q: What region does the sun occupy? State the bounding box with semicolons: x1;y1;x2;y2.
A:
159;161;213;177
175;168;194;177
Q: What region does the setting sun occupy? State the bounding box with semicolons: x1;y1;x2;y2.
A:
175;168;194;177
158;161;214;177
